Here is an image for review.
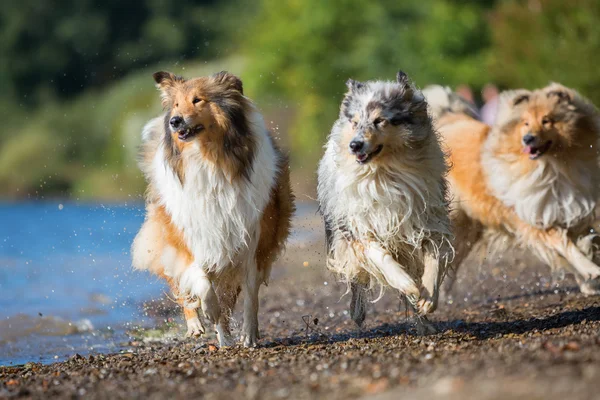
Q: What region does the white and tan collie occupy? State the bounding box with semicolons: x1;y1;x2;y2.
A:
132;71;294;347
317;71;453;328
424;83;600;295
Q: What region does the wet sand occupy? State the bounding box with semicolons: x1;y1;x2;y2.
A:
2;208;600;399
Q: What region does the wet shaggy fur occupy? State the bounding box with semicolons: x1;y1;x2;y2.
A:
131;71;294;347
318;72;453;326
425;83;600;295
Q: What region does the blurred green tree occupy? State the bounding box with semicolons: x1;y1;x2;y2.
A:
242;0;495;164
488;0;600;104
0;0;224;107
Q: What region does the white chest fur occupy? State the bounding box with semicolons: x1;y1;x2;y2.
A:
484;154;597;229
320;142;447;251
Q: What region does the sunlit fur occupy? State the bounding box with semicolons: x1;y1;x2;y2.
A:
425;83;600;295
318;72;453;325
131;71;294;346
483;84;600;229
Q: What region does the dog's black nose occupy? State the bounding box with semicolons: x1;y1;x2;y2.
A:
349;140;364;153
170;116;184;129
523;134;536;145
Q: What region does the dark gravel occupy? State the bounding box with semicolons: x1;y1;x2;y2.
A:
2;212;600;399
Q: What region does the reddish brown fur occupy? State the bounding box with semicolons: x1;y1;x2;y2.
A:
439;86;600;291
257;153;294;277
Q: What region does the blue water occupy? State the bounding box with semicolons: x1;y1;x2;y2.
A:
0;202;167;366
0;201;317;366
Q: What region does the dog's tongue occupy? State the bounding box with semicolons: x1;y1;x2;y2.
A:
523;146;534;155
357;153;368;162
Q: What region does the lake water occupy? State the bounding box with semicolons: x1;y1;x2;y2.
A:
0;202;164;365
0;201;316;366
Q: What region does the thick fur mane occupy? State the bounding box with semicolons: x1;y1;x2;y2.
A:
318;79;452;289
483;151;598;229
138;104;278;274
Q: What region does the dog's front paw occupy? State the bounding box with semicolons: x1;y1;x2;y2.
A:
579;277;600;296
416;287;438;316
185;317;205;337
199;286;221;324
416;296;436;316
241;328;260;348
218;333;236;348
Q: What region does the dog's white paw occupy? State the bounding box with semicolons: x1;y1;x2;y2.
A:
218;333;236;348
579;278;600;296
199;286;221;324
416;297;436;316
241;328;259;348
185;317;205;338
417;287;438;316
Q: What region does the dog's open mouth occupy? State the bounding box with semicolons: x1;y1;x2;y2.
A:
524;140;552;160
177;125;204;141
356;145;384;164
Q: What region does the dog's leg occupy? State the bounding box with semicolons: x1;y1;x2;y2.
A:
162;274;206;337
444;210;482;295
365;242;420;305
540;229;600;279
214;276;240;347
241;261;260;347
417;250;440;316
350;281;368;327
528;228;600;295
183;305;205;337
179;264;221;325
241;230;261;347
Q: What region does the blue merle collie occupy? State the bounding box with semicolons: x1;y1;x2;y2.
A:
317;71;453;329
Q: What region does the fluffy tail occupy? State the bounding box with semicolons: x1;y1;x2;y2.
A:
422;85;479;121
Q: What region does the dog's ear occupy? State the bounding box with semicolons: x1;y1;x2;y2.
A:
494;89;532;127
153;71;184;108
346;78;364;92
396;70;410;87
153;71;183;89
213;71;244;94
545;82;574;104
512;91;530;107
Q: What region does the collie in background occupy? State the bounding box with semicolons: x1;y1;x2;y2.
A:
318;71;453;329
424;83;600;295
132;71;294;347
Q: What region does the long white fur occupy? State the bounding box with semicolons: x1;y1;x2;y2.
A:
146;105;276;280
318;84;452;297
482;149;597;229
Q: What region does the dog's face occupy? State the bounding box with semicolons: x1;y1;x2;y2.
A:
153;71;246;149
339;71;431;165
498;84;597;161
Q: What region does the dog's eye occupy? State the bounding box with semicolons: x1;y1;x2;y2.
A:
351;120;358;128
542;117;552;125
192;98;201;105
524;121;529;127
373;117;386;126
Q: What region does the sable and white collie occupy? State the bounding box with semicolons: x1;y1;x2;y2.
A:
317;71;453;327
424;83;600;294
131;71;294;347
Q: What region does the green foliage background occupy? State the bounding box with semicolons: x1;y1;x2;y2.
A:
0;0;598;199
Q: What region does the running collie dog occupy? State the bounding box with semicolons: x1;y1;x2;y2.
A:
424;83;600;294
318;72;453;327
132;71;294;347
